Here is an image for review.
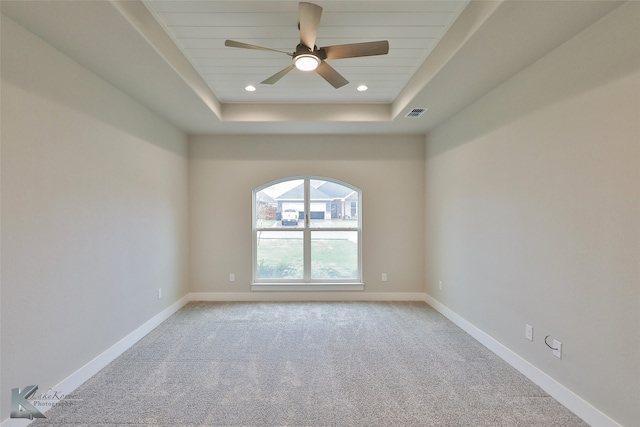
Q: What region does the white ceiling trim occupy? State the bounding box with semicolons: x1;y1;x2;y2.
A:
1;0;624;135
111;0;495;124
111;0;222;120
392;0;502;119
222;103;391;122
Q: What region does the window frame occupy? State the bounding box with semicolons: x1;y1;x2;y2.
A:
251;176;364;291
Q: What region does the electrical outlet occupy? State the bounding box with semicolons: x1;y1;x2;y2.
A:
525;324;533;341
553;339;562;359
229;273;235;282
157;288;162;299
438;281;442;290
381;273;388;282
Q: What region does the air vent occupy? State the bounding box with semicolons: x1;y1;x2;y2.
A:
405;108;428;118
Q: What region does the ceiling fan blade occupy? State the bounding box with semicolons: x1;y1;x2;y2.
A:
322;40;389;60
315;62;348;89
299;2;322;49
225;40;292;56
261;64;296;85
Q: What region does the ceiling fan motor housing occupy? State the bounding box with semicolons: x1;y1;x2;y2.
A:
294;44;326;60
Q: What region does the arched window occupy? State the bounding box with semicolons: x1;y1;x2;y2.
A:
252;177;363;290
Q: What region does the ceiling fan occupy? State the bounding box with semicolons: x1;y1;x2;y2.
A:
224;2;389;89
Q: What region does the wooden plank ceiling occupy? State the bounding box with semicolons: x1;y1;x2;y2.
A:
142;1;469;103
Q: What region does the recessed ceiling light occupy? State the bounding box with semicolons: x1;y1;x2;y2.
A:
357;85;368;92
245;85;256;92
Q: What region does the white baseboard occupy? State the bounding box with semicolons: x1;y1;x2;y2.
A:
189;291;427;302
423;294;621;427
1;294;190;427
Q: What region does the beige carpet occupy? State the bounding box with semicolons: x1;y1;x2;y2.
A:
32;301;587;426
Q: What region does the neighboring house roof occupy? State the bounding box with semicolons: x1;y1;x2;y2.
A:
316;181;357;200
255;191;277;204
276;183;332;201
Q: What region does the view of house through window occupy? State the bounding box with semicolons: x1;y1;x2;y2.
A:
253;177;361;284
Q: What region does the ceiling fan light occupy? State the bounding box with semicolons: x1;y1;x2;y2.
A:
294;54;320;71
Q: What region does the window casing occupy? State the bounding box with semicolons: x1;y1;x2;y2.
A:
252;177;363;291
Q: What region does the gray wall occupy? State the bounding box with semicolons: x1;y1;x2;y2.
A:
189;135;426;296
424;3;640;425
1;16;190;420
2;2;638;425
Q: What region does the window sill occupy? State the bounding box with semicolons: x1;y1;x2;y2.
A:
251;283;365;292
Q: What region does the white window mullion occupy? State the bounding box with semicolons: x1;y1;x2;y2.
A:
303;178;311;281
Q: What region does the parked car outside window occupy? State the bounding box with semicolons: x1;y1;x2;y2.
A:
281;209;299;226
